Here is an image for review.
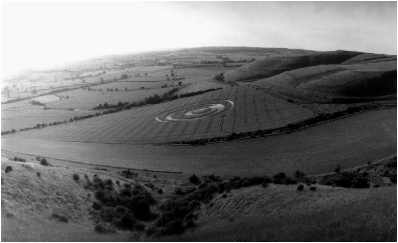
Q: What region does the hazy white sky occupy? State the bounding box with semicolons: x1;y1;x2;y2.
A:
1;1;397;77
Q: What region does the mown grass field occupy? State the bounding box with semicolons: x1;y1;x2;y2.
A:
8;86;314;143
3;108;396;177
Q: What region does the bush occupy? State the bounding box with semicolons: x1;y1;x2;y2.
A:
94;224;107;233
40;158;49;166
134;222;146;231
51;213;68;223
189;174;201;185
389;174;397;184
13;157;26;162
116;213;136;230
92;201;102;210
73;173;80;181
5;166;12;173
309;186;317;191
297;184;304;191
135;199;150;218
157;188;163;194
36;172;41;178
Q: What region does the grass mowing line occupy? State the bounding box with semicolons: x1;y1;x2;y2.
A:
262;94;271;121
231;88;239;133
129;103;170;138
165;122;180;140
178;122;190;138
191;119;203;138
253;99;261;130
205;116;214;135
243;89;248;126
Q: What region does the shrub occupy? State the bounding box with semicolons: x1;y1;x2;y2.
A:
242;180;250;187
135;199;150;218
334;165;342;173
351;176;369;188
73;173;80;181
222;194;227;198
94;224;107;233
95;190;109;204
389;174;397;184
116;213;136;230
310;186;317;191
5;166;12;173
164;219;186;235
297;184;304;191
40;158;49;166
13;157;26;162
261;182;269;188
92;201;102;210
189;174;201;185
157;188;163;194
294;170;306;179
51;213;68;223
134;222;146;231
36;172;41;178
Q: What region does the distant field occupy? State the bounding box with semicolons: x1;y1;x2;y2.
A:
8;86;314;143
2;108;396;177
1;107;99;132
175;81;231;95
44;87;178;110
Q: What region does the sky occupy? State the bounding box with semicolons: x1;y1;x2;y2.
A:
1;1;397;77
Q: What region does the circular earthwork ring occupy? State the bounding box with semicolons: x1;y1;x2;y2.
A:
155;100;234;122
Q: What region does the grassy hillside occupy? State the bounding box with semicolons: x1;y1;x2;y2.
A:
161;185;397;241
224;50;363;82
251;60;397;102
1;158;133;241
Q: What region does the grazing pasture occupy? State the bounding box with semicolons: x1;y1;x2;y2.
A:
8;86;314;143
3;108;396;177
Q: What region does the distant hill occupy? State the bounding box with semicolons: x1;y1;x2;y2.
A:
224;50;365;82
251;59;397;102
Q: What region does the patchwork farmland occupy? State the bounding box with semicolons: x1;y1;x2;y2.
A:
8;85;314;143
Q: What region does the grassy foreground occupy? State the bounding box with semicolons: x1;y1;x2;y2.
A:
160;185;397;242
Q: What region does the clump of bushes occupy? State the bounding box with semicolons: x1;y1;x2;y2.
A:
13;157;26;162
297;184;304;191
272;172;297;185
320;172;369;188
89;175;155;232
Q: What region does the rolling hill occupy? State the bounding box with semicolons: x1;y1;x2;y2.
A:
250;59;397;102
223;50;365;82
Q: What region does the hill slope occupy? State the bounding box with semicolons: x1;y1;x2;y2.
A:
251;60;397;102
162;184;397;241
224;50;364;82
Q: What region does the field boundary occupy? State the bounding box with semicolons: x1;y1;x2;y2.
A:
0;149;183;174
